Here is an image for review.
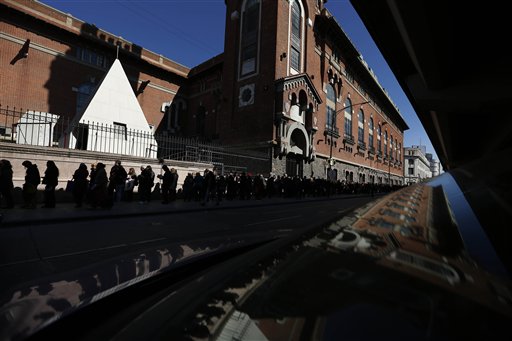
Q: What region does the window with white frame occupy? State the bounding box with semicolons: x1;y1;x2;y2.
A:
326;84;336;130
395;138;400;160
358;109;364;144
384;131;388;157
377;124;382;153
390;135;393;159
344;97;352;138
369;117;374;149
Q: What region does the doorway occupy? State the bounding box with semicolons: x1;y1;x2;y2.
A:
74;123;89;150
286;153;303;177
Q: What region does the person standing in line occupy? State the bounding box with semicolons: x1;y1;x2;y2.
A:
86;163;97;205
0;159;14;208
137;166;148;204
90;162;109;208
72;163;89;208
42;160;59;208
158;165;171;204
124;167;138;202
21;160;40;209
182;173;194;202
202;169;216;206
193;172;204;202
146;165;155;202
137;165;154;204
89;163;97;188
108;160;127;204
215;174;226;206
169;168;179;202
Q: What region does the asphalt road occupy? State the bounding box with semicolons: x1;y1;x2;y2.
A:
0;196;375;294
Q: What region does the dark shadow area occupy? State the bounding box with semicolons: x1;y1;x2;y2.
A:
9;38;30;65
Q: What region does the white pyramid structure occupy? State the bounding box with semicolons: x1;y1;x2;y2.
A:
61;59;157;158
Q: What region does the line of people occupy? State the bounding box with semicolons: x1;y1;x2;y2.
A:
0;159;60;209
0;158;405;210
179;170;404;205
0;159;178;209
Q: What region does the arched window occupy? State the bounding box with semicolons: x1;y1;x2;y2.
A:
390;135;394;160
164;103;176;131
240;0;260;78
326;85;336;129
377;124;382;153
395;138;398;159
344;97;352;138
358;109;364;144
368;117;374;150
384;130;388;157
289;0;303;73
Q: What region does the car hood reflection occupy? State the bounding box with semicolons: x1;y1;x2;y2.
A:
204;183;512;340
0;239;246;340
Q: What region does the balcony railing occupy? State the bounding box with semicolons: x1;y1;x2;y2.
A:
343;133;355;145
324;125;340;138
357;141;366;151
368;145;375;154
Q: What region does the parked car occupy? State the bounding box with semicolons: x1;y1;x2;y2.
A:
1;1;511;340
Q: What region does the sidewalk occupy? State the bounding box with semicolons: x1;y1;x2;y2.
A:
0;194;377;227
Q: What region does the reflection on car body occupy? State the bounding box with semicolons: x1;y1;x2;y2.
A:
4;176;510;340
2;0;512;339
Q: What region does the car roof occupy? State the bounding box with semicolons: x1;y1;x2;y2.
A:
350;0;512;172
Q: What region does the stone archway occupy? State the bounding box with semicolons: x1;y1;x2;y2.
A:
285;122;310;158
285;125;309;177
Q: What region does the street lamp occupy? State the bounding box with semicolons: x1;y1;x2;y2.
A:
381;121;391;185
327;100;370;176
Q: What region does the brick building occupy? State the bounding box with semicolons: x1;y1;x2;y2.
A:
1;0;408;183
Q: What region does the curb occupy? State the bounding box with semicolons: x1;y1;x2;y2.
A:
0;194;381;228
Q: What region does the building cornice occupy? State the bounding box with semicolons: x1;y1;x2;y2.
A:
0;0;190;78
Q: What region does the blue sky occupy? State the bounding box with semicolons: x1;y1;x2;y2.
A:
40;0;438;161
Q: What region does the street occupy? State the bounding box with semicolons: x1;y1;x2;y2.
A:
0;196;375;294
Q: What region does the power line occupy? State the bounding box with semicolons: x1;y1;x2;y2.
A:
119;0;220;54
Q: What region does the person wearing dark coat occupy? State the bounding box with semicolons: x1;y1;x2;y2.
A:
72;163;89;207
158;165;172;204
21;160;41;209
108;160;127;204
169;168;179;202
0;159;14;208
42;160;59;208
137;165;155;204
182;173;194;202
90;162;109;208
124;167;138;202
202;169;216;206
215;174;226;205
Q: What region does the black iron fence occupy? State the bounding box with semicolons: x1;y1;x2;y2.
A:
0;105;270;174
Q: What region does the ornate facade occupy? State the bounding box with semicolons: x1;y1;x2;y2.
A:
1;0;408;183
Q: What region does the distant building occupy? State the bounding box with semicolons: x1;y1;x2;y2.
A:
1;0;409;181
404;145;432;184
425;153;440;177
